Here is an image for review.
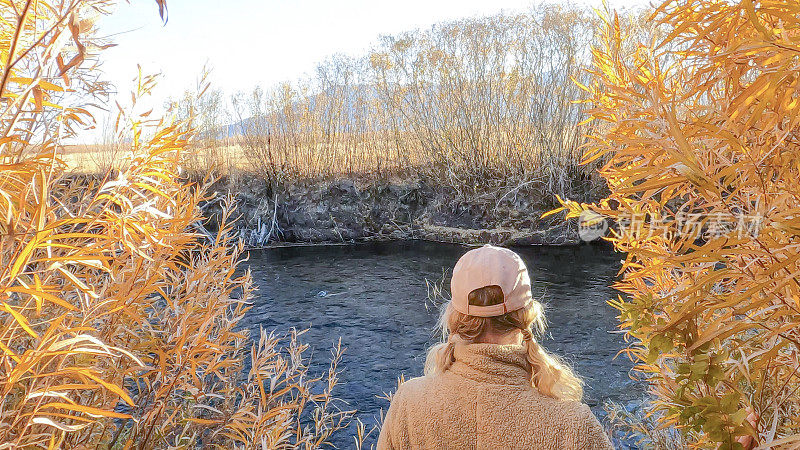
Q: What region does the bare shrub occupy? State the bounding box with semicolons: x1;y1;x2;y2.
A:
231;5;613;206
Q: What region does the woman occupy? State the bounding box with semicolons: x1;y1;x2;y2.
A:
377;244;613;449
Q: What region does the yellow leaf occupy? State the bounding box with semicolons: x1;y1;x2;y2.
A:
40;402;132;419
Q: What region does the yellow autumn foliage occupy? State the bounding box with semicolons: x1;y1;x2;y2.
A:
1;1;350;447
550;0;800;448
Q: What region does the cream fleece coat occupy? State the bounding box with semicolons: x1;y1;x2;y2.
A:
377;343;614;450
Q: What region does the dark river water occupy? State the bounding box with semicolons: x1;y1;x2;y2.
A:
240;241;645;448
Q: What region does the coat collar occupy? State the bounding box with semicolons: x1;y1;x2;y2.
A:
449;343;532;386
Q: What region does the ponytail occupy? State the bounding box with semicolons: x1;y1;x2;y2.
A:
521;327;583;401
425;333;470;375
424;341;455;375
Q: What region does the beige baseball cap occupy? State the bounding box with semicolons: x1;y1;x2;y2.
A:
450;244;533;317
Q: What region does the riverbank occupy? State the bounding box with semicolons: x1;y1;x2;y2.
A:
201;173;605;247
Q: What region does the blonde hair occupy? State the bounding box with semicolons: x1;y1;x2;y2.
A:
424;285;584;401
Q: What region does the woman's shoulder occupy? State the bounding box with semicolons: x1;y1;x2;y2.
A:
388;373;456;408
513;396;610;447
543;400;610;446
525;395;597;421
558;400;600;423
391;374;435;399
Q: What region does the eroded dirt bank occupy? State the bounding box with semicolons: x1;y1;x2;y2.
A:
202;174;603;247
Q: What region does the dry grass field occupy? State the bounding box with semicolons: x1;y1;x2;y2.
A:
62;141;249;174
63;139;423;179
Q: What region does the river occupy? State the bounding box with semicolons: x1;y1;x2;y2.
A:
240;241;645;448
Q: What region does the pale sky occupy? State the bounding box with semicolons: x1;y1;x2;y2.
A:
88;0;650;141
